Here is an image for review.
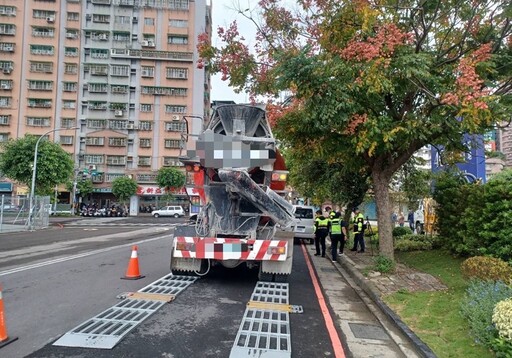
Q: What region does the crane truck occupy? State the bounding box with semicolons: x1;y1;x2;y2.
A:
171;104;296;281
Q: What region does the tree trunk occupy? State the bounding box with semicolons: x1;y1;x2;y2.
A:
372;170;394;260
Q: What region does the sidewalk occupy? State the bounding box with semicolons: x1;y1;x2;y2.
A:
327;240;443;357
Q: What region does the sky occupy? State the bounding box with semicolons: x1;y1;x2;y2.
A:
209;0;256;103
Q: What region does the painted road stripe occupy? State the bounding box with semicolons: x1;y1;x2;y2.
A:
0;235;169;277
301;243;346;358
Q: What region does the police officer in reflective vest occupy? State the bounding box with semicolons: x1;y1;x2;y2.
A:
330;212;348;261
314;210;330;257
350;208;365;253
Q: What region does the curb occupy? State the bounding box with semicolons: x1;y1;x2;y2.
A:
337;254;437;358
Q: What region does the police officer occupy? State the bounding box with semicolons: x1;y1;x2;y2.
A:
350;208;365;252
314;210;330;257
330;212;347;261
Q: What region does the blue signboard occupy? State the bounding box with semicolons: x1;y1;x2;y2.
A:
0;182;13;192
431;134;486;183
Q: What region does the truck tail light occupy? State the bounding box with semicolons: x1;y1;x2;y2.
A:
267;246;286;255
176;242;195;251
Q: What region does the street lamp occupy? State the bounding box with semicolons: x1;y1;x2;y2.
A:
28;127;78;230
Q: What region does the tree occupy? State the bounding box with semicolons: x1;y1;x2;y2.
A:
156;167;186;194
198;1;512;260
111;176;138;207
0;135;74;195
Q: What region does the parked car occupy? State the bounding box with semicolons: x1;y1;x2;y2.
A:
151;205;185;218
0;204;19;212
293;205;316;244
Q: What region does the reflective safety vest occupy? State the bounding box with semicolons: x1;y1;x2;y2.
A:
315;217;330;232
331;218;342;235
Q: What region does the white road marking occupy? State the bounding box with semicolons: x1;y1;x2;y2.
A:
0;235;170;277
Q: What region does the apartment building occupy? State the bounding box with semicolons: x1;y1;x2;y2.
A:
497;124;512;168
0;0;212;209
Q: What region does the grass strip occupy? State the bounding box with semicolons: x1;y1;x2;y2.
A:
384;250;491;358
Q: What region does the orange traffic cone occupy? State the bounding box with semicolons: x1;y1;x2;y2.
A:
121;246;145;280
0;284;18;348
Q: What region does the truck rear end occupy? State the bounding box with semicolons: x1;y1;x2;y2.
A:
171;104;295;281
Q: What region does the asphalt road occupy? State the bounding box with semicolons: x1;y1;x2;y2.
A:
0;216;415;358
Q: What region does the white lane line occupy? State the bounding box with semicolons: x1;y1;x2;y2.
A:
0;235;170;277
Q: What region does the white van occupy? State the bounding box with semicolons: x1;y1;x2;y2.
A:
293;205;316;243
151;205;185;218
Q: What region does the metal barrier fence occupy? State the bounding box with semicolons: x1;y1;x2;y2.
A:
0;195;51;233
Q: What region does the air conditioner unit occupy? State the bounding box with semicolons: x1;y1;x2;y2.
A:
172;115;180;121
141;40;149;46
2;68;11;74
46;17;55;23
66;33;76;39
115;110;123;117
147;41;155;47
98;34;108;41
126;123;134;130
1;84;9;89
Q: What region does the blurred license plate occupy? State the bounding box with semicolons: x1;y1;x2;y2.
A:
296;227;306;232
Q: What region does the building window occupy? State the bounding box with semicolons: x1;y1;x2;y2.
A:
163;156;183;167
0;6;16;16
136;173;157;182
0;42;15;52
64;47;78;57
107;155;126;166
165;105;187;114
111;85;128;94
0;115;11;125
28;98;51;108
144;18;154;26
138;121;153;131
139;138;151;148
169;0;189;10
89;65;108;76
67;12;79;21
110;65;129;77
30;44;54;55
91;48;109;59
0;79;12;90
64;63;78;74
164;139;181;148
114;16;130;24
141;86;187;96
88;101;108;110
87;119;107;129
0;97;11;108
167;35;188;45
85;154;104;164
166;67;188;79
28;80;53;91
138;156;151;167
33;10;55;19
169;19;188;28
0;24;16;35
113;32;130;42
88;83;108;93
61;117;75;128
32;27;55;38
165;122;186;132
0;133;9;142
105;173;126;182
140;104;152;112
108;120;127;130
93;14;110;23
60;136;73;145
63;100;76;109
141;66;154;77
85;137;105;146
26;116;51;126
109;137;127;147
30;61;53;73
63;82;77;92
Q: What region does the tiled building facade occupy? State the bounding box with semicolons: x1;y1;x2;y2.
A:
0;0;211;206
